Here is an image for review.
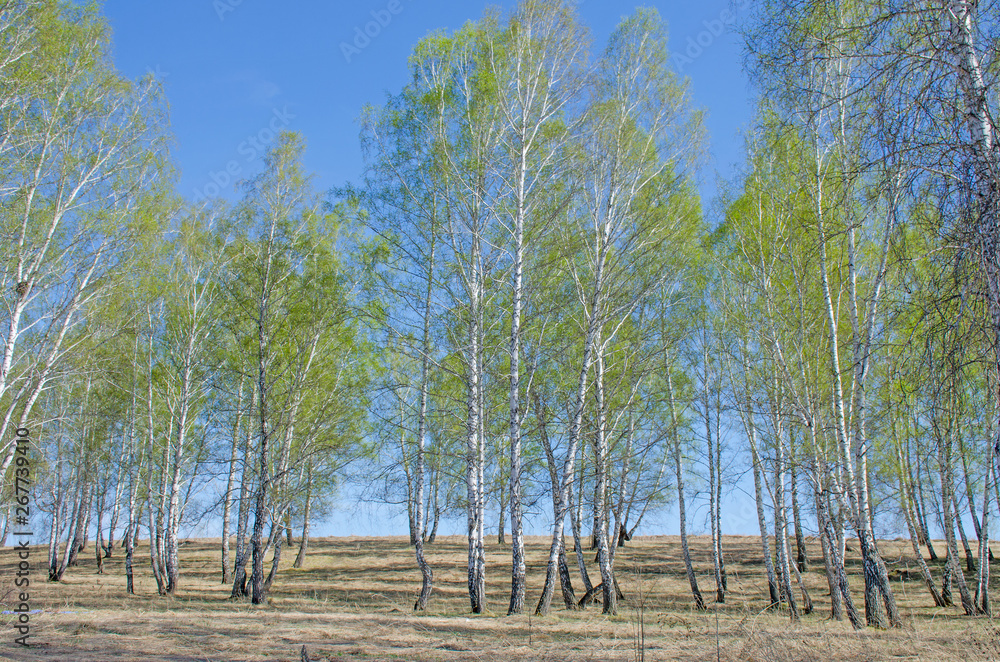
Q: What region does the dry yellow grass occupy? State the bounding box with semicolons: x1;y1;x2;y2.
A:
1;534;998;661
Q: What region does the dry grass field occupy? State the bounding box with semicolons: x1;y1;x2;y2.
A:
1;534;999;661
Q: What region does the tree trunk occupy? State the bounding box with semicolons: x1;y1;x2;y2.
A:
146;443;166;595
125;520;137;595
249;307;272;605
124;416;142;596
535;391;577;610
942;560;954;607
250;403;270;605
610;412;636;561
231;389;255;598
974;452;993;615
705;367;724;604
535;288;602;616
94;500;105;576
712;375;727;595
47;503;61;581
914;453;938;560
570;465;593;595
427;467;440;545
402;408;417;547
293;464;313;569
263;525;284;593
816;485;844;620
67;475;92;568
959;434;983;542
790;445;808;572
792;557;813;614
47;423;71;581
774;437;799;621
592;349;616;615
459;221;488;615
940;429;978;615
667;370;704;611
557;538;577;610
507;196;526;614
165;375;193;594
47;469;66;581
954;492;977;573
749;421;779;607
105;460;123;559
497;478;507;545
221;383;243;583
412;236;436;611
897;446;947;607
818;490;863;629
57;480;82;581
465;308;486;614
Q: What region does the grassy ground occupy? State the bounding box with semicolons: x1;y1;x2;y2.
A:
1;533;998;661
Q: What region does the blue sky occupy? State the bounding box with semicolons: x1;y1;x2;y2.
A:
101;0;754;212
99;0;757;537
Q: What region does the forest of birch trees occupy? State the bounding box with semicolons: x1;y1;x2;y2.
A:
1;0;998;630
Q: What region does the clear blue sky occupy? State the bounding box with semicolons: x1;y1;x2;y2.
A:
101;0;755;212
98;0;757;537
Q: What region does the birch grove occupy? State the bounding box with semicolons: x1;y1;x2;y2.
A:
9;0;1000;632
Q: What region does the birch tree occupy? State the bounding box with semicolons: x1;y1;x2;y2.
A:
486;0;587;615
536;8;703;615
0;0;169;487
224;132;327;604
155;208;228;593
